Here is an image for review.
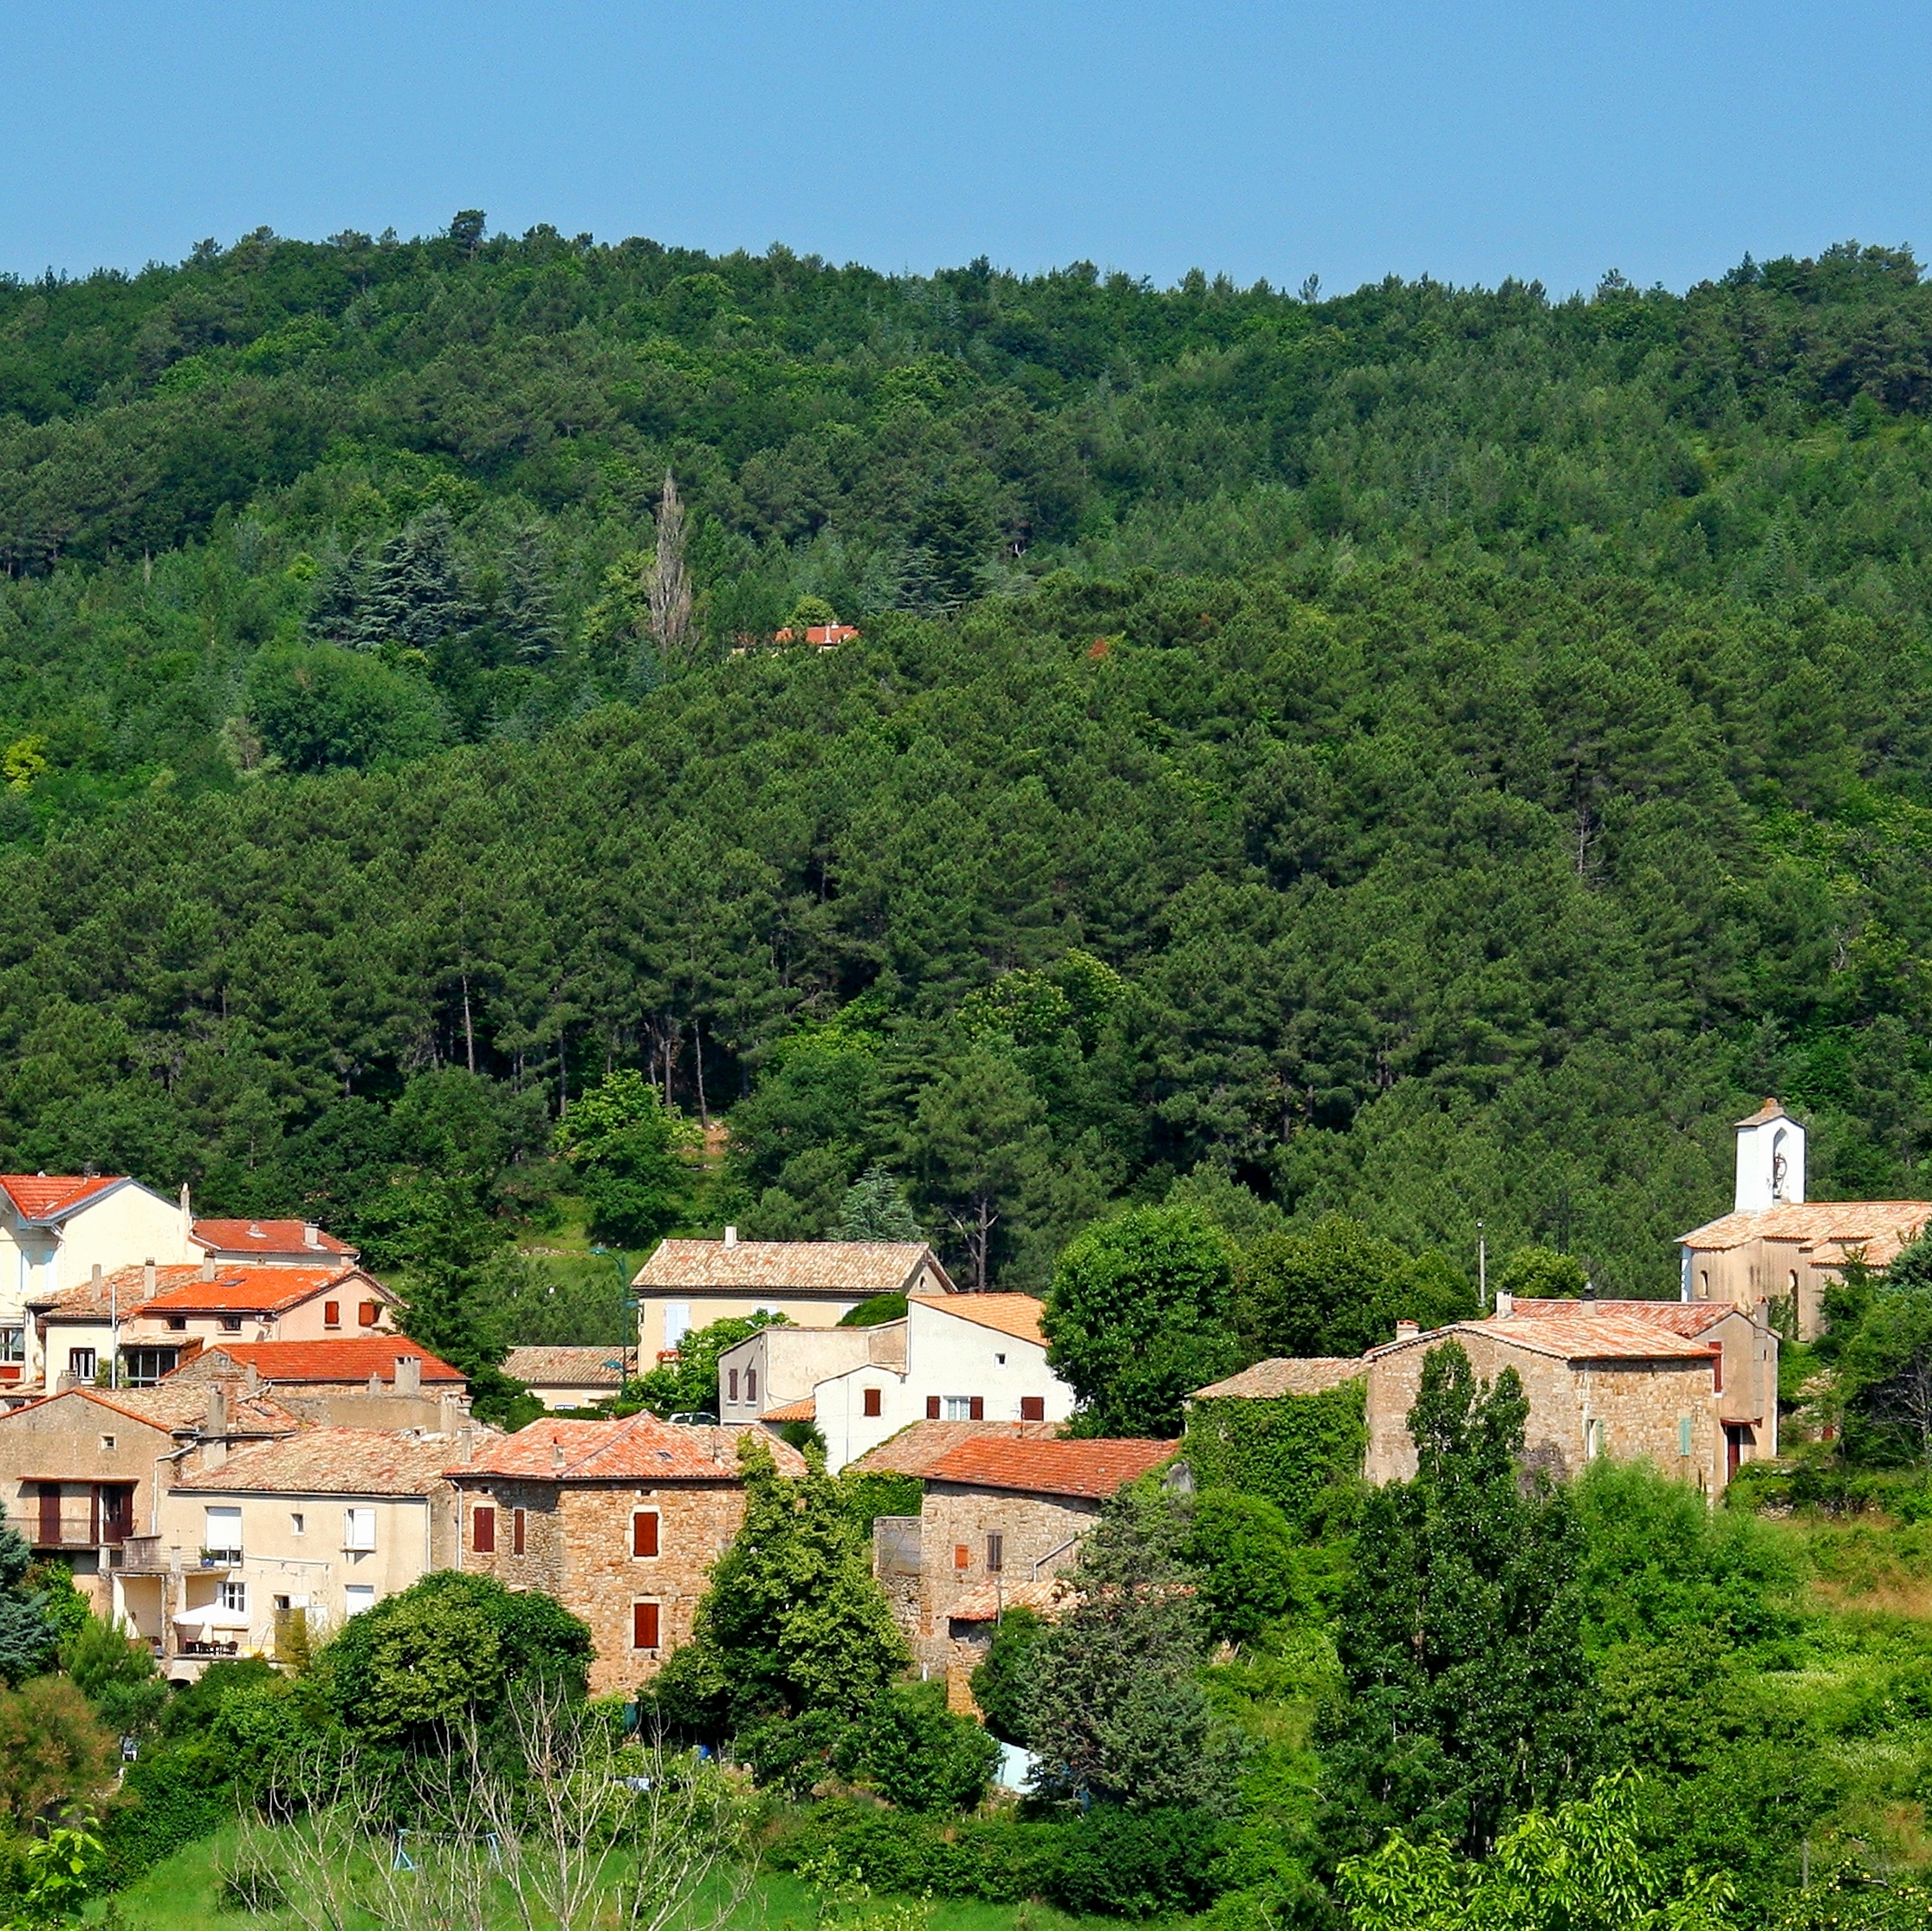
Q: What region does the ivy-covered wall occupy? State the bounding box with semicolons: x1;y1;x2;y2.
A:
1182;1382;1366;1529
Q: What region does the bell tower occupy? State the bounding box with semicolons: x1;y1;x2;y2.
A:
1734;1098;1804;1211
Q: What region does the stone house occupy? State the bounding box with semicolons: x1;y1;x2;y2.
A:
901;1435;1173;1675
139;1426;477;1682
808;1294;1074;1474
165;1338;470;1430
0;1382;298;1608
502;1346;628;1411
446;1413;807;1695
1678;1098;1930;1341
632;1232;953;1360
0;1175;200;1388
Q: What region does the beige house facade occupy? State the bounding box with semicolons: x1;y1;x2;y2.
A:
716;1321;907;1437
501;1346;628;1411
632;1234;952;1361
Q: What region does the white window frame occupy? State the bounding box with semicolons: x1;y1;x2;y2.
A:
218;1579;247;1614
343;1584;376;1618
943;1396;974;1421
342;1507;377;1552
663;1303;691;1349
204;1507;243;1559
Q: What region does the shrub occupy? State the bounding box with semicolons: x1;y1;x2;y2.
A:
1188;1489;1304;1644
832;1681;1000;1812
970;1605;1045;1746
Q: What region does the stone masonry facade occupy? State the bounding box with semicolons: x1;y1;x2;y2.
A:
457;1477;749;1695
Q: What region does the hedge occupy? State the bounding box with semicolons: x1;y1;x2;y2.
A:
764;1798;1231;1917
1182;1383;1365;1531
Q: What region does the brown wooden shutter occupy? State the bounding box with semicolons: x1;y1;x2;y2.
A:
633;1600;660;1649
863;1388;882;1417
512;1508;525;1556
728;1370;738;1403
633;1510;659;1558
323;1301;340;1328
473;1505;496;1553
1020;1396;1045;1422
358;1300;379;1327
925;1396;941;1420
38;1485;59;1547
969;1396;984;1421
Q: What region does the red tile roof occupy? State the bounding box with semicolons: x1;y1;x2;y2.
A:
1378;1317;1719;1364
174;1428;472;1497
139;1265;385;1318
1735;1097;1793;1128
760;1396;816;1422
1191;1358;1366;1399
1;1383;300;1437
910;1293;1047;1345
191;1218;356;1258
0;1175;128;1221
183;1339;464;1385
924;1435;1173;1500
1677;1201;1932;1267
451;1411;808;1483
501;1346;626;1387
635;1240;950;1295
1508;1298;1737;1337
846;1419;1063;1477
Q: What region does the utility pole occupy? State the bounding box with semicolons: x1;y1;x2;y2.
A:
1477;1221;1487;1312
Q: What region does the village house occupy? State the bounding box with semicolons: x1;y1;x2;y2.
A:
187;1217;360;1268
0;1382;299;1610
1679;1100;1930;1341
802;1294;1074;1474
446;1413;807;1695
632;1232;953;1360
894;1434;1173;1678
0;1175;199;1387
502;1345;628;1411
137;1426;478;1682
164;1338;470;1430
715;1321;907;1442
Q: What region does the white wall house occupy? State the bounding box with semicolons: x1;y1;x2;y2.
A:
813;1295;1073;1473
716;1321;908;1428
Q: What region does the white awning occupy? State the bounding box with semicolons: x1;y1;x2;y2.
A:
172;1606;251;1632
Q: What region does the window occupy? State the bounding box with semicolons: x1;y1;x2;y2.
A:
358;1300;379;1327
729;1370;740;1403
67;1348;95;1381
166;1317;186;1332
1697;1270;1709;1299
986;1533;1003;1572
99;1435;115;1452
513;1508;526;1556
344;1584;375;1617
943;1396;972;1421
0;1329;23;1364
632;1510;659;1558
1020;1396;1046;1422
746;1367;757;1403
995;1352;1006;1366
953;1544;970;1571
220;1314;243;1332
472;1506;496;1553
925;1396;941;1420
218;1580;247;1614
862;1388;882;1418
663;1303;691;1349
632;1600;661;1649
125;1347;179;1387
323;1301;340;1328
204;1507;242;1559
1710;1346;1724;1395
343;1507;376;1552
1678;1416;1694;1457
290;1513;305;1536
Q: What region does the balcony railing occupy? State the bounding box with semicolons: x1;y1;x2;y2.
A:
199;1549;243;1569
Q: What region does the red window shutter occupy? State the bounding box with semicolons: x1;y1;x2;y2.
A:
863;1388;882;1418
358;1300;379;1327
1020;1396;1045;1422
634;1600;660;1649
925;1396;941;1420
473;1505;496;1554
512;1508;525;1556
633;1511;659;1558
323;1301;340;1328
969;1396;985;1421
953;1544;969;1570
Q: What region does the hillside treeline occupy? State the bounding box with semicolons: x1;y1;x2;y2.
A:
3;223;1932;1291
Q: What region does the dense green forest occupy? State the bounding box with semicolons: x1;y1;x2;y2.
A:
5;218;1932;1299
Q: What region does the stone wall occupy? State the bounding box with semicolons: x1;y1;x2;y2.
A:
916;1482;1098;1671
457;1477;749;1696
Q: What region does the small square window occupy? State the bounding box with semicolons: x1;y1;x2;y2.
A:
100;1435;115;1452
220;1315;243;1332
995;1352;1006;1365
166;1317;186;1332
218;1580;247;1614
290;1513;305;1536
1020;1396;1046;1422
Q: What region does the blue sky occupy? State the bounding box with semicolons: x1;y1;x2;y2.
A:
4;0;1930;295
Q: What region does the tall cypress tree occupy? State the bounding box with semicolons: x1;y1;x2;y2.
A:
1316;1342;1593;1862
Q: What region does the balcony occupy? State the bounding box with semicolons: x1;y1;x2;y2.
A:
198;1548;243;1570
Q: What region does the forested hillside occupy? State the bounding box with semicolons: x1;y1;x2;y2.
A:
5;219;1932;1296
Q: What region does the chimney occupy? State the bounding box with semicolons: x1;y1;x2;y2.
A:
439;1391;463;1433
204;1384;227;1437
394;1354;422;1398
199;1255;216;1283
1395;1319;1420;1342
1495;1291;1514;1319
723;1226;738;1249
179;1182;191;1251
142;1258;156;1296
551;1437;566;1470
303;1222;320;1249
1581;1280;1597;1308
458;1423;475;1464
91;1263;101;1287
244;1362;260;1396
366;1372;382;1396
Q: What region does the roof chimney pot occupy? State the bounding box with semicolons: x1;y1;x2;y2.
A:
552;1437;566;1469
199;1255;215;1283
1495;1291;1514;1319
1395;1319;1420;1341
723;1225;738;1248
141;1258;156;1296
91;1264;101;1286
303;1221;320;1248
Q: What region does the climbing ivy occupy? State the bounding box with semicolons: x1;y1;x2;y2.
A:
1183;1383;1365;1530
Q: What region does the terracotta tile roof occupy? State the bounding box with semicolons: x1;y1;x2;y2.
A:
1735;1098;1793;1127
502;1346;626;1387
910;1293;1046;1345
36;1263;190;1319
945;1576;1079;1623
185;1340;464;1385
1191;1358;1366;1400
0;1175;128;1221
140;1266;385;1318
174;1428;477;1496
846;1419;1063;1478
191;1218;356;1258
1378;1317;1718;1364
635;1240;950;1296
3;1383;301;1436
925;1435;1174;1500
451;1411;807;1483
760;1396;816;1422
1677;1201;1932;1267
1509;1298;1736;1337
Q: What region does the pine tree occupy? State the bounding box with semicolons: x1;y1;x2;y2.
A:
353;506;471;651
833;1164;922;1242
304;548;366;645
500;526;562;664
